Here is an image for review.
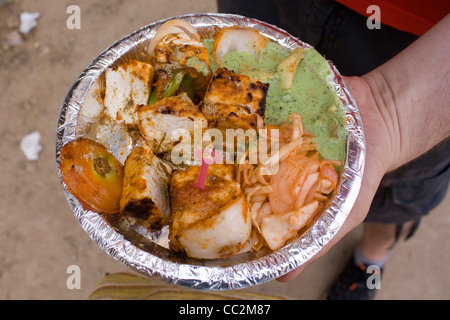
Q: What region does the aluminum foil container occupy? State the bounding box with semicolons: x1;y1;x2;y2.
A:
56;13;365;290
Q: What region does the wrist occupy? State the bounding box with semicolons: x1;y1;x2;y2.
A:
362;15;450;171
360;71;404;172
343;75;395;175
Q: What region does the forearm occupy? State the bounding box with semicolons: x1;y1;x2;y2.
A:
363;14;450;172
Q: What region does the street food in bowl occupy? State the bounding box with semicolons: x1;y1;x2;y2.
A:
57;14;364;289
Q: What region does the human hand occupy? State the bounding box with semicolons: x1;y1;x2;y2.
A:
277;75;393;282
277;14;450;282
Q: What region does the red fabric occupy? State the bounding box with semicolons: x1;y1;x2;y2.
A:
335;0;450;36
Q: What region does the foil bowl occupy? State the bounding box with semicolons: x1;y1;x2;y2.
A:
55;13;365;290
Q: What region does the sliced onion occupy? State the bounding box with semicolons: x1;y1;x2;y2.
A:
260;200;319;250
212;26;266;64
148;19;201;56
178;196;251;259
277;48;306;90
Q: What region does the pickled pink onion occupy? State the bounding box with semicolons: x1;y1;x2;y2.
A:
193;149;221;190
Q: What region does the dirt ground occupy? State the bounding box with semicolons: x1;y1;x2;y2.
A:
1;0;449;300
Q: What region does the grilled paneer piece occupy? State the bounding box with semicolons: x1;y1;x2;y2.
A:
169;164;251;259
120;146;171;230
200;67;269;130
137;93;207;154
104;60;154;125
153;36;213;104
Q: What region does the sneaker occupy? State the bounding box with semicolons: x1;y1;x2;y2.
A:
326;258;383;300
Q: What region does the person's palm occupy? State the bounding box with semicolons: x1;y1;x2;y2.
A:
277;75;393;282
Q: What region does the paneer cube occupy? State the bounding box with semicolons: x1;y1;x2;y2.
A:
119;145;171;230
169;164;251;259
104;60;154;125
137;93;207;154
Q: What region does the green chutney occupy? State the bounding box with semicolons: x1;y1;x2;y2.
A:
202;39;347;163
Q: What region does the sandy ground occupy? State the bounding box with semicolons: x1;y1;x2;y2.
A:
0;0;449;300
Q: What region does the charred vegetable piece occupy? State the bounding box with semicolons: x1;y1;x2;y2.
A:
162;68;186;98
150;19;212;104
200;67;269;130
59;138;124;214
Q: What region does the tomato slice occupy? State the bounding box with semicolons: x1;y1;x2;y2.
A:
59;138;123;214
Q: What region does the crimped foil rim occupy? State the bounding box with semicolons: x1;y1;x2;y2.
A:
55;13;365;290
